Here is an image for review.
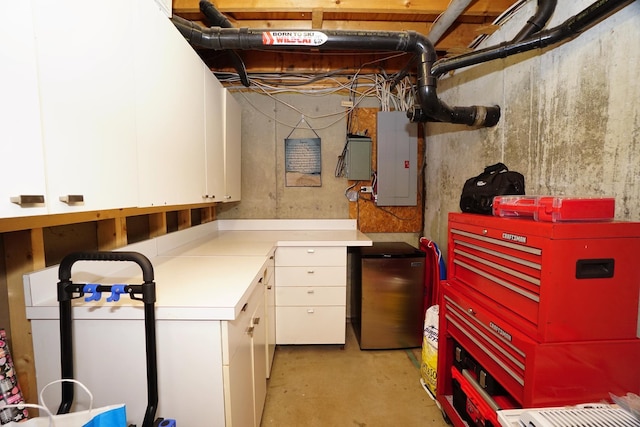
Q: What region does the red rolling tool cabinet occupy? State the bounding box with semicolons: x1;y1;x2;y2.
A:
437;213;640;427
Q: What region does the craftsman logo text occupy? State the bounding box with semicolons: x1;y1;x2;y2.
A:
502;232;527;244
490;322;512;342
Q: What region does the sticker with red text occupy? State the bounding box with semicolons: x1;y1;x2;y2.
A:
262;31;328;46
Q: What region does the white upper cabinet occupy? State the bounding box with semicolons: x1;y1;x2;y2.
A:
31;0;139;213
204;68;226;202
134;0;206;207
1;0;237;219
223;90;242;202
0;0;48;218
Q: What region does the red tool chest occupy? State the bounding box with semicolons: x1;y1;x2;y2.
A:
437;213;640;427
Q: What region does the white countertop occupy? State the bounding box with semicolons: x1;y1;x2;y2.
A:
24;219;371;321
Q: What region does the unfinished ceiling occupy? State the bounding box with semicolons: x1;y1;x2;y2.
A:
172;0;518;74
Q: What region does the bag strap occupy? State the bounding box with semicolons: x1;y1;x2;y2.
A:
483;162;508;174
39;379;94;415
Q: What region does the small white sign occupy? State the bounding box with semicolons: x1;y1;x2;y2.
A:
262;31;328;46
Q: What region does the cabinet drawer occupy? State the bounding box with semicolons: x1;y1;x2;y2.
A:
276;266;346;287
276;306;346;344
275;246;346;267
276;286;345;306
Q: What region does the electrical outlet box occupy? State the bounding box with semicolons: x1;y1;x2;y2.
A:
346;137;372;181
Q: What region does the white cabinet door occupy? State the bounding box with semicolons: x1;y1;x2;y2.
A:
223;90;242;202
264;257;276;377
0;0;48;218
204;68;225;202
32;0;138;213
251;295;267;427
223;281;266;427
134;0;206;207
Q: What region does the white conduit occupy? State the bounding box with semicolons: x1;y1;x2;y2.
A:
427;0;474;45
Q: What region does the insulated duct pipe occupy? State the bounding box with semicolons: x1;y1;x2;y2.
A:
427;0;474;45
512;0;558;42
170;16;501;127
432;0;634;77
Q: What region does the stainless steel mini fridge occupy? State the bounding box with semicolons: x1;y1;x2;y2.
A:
352;242;426;349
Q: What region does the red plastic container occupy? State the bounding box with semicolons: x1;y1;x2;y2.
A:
493;195;615;222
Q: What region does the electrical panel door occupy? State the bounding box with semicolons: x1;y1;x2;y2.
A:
376;111;417;206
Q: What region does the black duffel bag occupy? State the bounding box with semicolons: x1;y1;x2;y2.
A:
459;162;525;215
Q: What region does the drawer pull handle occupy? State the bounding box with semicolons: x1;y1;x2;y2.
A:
241;303;248;312
267;285;272;290
462;368;501;412
307;270;315;274
59;194;84;204
307;290;315;294
307;249;315;253
258;277;263;283
10;195;45;205
253;317;261;325
307;308;315;314
246;326;254;337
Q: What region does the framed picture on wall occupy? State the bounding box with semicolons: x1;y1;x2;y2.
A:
284;137;322;187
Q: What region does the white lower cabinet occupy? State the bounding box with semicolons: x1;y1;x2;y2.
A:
222;267;269;427
275;246;347;344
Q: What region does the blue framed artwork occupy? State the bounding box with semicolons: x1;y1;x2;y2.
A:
284;137;322;187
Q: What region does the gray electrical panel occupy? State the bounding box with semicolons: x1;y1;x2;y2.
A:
376;111;418;206
346;137;372;180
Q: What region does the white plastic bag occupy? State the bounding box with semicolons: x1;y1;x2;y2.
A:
420;304;439;397
0;379;126;427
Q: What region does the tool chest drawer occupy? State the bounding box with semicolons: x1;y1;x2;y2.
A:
442;284;531;403
448;212;640;342
440;282;640;409
275;246;346;267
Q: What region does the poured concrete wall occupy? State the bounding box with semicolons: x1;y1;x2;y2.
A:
424;1;640;255
217;1;639;254
216;92;355;220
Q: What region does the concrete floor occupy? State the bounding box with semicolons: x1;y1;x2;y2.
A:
261;323;449;427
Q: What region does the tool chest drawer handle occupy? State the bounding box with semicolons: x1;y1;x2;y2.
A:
58;251;155;283
575;258;615;279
